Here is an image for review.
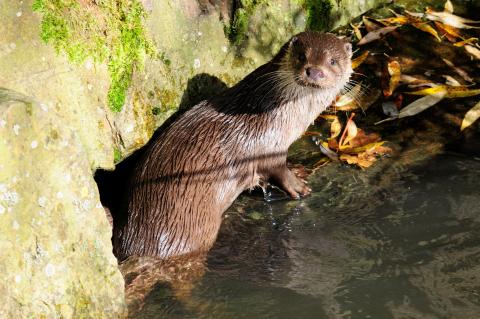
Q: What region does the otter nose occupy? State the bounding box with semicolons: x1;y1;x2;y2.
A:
306;67;325;81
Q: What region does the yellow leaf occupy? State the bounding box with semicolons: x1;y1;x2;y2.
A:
407;85;480;98
412;22;442;41
350;23;363;41
351;50;369;69
339;154;374;168
379;16;409;25
454;37;478;46
460;101;480;131
330;116;342;139
384;60;401;97
343;141;386;154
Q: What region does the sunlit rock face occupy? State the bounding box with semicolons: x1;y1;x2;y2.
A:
0;89;126;317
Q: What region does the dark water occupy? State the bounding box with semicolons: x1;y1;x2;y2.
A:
133;150;480;319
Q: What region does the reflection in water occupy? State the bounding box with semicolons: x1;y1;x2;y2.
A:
130;153;480;318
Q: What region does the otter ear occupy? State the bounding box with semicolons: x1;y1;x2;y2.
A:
345;42;352;54
289;36;298;47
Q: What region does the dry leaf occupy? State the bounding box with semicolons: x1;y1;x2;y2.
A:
358;26;397;45
379;15;409;25
465;45;480;59
342;119;358;146
444;0;454;13
409;9;480;29
434;21;462;41
330;116;342;139
442;75;461;86
441;58;474;82
342;131;382;150
350;22;363;40
319;143;339;161
345;141;386;154
454;37;478;46
400;74;432;85
407;85;480;98
384;60;401;97
398;92;446;118
460;101;480;131
340;153;374;168
412;22;442;41
362;16;383;32
338;114;358;148
351;50;370;69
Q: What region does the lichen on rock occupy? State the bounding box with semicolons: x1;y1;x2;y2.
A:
0;88;126;318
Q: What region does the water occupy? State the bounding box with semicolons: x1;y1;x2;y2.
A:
130;150;480;318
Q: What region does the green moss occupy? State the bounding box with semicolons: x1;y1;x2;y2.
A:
302;0;334;31
32;0;154;112
225;0;269;45
113;148;122;164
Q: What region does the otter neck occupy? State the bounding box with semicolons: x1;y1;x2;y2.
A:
215;61;337;115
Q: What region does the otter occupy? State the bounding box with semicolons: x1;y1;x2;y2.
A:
113;31;352;260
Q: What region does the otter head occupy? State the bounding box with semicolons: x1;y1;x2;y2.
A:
285;32;352;90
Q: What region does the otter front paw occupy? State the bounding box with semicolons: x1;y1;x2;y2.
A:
270;167;312;199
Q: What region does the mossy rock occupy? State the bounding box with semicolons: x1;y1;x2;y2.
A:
0;88;126;318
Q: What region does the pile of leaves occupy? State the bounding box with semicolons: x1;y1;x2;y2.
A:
308;0;480;169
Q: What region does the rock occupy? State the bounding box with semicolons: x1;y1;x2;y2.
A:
0;89;126;318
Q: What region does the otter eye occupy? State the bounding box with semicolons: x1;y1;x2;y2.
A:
330;58;336;65
298;53;307;63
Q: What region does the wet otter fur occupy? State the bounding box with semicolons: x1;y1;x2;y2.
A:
113;31;353;260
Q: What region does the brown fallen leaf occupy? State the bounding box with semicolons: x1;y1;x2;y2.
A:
351;50;369;69
460;101;480;131
340;153;374;168
434;21;462;41
341;131;382;150
358;26;397;45
339;144;392;169
362;16;383;32
338;113;357;148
